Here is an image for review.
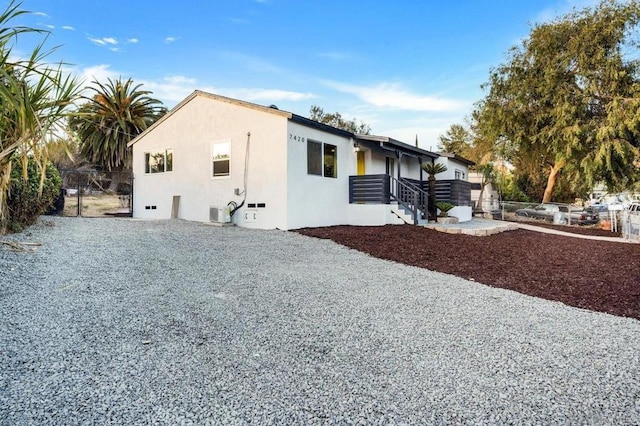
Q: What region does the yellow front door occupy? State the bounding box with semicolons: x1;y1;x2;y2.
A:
357;151;365;175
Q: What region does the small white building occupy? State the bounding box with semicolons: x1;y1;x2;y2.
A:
434;153;475;222
128;91;471;229
469;172;500;213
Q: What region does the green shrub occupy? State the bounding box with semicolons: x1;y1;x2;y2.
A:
7;157;61;233
435;201;455;217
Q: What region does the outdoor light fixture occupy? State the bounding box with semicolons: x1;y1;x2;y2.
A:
353;142;361;152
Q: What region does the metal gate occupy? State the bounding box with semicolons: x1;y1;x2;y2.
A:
59;170;133;217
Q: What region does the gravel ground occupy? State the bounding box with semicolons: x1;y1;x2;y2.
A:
1;217;639;425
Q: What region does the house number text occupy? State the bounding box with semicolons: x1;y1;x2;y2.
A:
289;134;306;142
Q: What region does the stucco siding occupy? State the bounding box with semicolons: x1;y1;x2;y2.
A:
132;95;289;228
285;122;355;229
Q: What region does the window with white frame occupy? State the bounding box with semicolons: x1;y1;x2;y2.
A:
145;149;173;173
307;140;337;178
455;169;465;180
212;141;230;177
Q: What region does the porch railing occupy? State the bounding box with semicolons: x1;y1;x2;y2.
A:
394;177;428;223
348;174;390;204
348;174;428;224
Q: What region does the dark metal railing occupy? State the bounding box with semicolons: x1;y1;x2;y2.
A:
348;174;429;224
348;174;390;204
390;176;421;224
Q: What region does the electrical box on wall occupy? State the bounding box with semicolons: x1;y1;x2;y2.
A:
244;209;257;223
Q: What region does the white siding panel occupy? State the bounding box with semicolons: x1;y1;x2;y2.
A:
132;95;288;229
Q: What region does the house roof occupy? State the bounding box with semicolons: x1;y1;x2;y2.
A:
437;152;475;166
289;114;354;138
355;134;438;159
128;90;293;147
128;90;439;156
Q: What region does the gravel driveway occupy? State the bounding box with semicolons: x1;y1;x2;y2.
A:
1;218;639;424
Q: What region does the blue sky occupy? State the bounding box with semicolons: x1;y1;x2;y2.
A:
13;0;598;149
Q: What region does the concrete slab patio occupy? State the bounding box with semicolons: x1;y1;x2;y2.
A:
424;217;628;242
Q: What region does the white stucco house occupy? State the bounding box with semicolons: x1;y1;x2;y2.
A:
128;90;471;230
434;153;475;222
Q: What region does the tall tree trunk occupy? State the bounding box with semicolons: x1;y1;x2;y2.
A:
428;176;437;220
476;184;486;213
542;163;563;203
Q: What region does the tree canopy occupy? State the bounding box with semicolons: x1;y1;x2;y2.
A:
70;78;166;174
309;105;372;134
476;0;640;202
438;124;472;155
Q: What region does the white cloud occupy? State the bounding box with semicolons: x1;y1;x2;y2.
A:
164;75;197;85
165;36;179;43
88;37;106;46
139;75;199;103
226;88;315;103
127;38;139;44
109;47;120;52
62;25;75;31
88;37;118;47
34;12;49;17
45;24;55;29
79;64;120;87
323;80;469;112
138;73;315;106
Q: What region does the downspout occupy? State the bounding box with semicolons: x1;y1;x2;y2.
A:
229;131;251;217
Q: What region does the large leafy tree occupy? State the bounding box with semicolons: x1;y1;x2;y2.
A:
70;78;165;191
477;0;640;202
309;105;372;134
0;1;80;233
438;124;473;156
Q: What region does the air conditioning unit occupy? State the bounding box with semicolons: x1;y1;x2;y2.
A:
210;206;231;223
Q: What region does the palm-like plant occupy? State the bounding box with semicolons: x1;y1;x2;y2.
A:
70;78;165;191
421;162;448;220
0;1;80;233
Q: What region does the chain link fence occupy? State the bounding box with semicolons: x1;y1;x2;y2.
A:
59;170;133;218
620;208;640;242
482;200;640;241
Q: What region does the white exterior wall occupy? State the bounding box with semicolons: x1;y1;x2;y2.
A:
131;92;435;230
131;96;289;229
285;122;356;229
435;157;469;181
469;172;500;212
362;149;424;180
449;206;472;222
401;155;423;180
365;149;389;175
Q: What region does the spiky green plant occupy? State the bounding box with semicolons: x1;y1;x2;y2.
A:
435;201;455;217
0;0;81;233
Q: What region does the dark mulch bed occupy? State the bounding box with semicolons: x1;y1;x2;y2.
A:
296;225;640;321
